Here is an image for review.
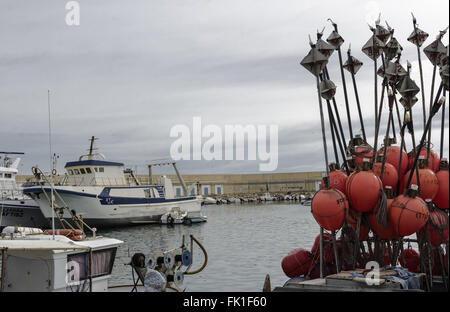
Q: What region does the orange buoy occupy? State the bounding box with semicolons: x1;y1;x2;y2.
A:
345;208;369;240
44;229;86;241
389;185;429;236
408;147;440;172
311;233;335;263
377;145;408;176
322;164;348;195
403;156;439;200
352;146;374;167
399;248;421;273
368;187;399;239
346;159;382;213
434;160;449;209
281;248;313;278
427;208;449;246
373;159;399;190
311;188;347;231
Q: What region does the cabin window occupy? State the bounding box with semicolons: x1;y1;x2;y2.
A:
68;169;74;175
67;248;117;281
85;168;92;174
94;168;98;172
99;167;104;173
5;174;12;179
80;168;86;174
74;169;80;175
175;187;182;197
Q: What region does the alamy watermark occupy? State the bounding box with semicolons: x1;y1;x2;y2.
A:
65;1;80;26
170;117;278;172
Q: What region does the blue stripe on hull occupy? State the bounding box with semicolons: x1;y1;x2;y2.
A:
24;187;197;205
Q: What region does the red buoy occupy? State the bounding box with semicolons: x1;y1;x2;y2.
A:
408;147;440;172
281;248;313;278
399;248;421;273
377;145;408;176
369;194;399;239
322;165;348;195
353;146;374;167
346;160;382;213
311;188;347;231
403;167;439;201
427;209;449;246
311;233;335;263
373;161;399;190
389;186;429;236
434;161;449;209
345;208;370;240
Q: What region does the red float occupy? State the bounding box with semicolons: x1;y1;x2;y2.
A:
434;161;449;209
377;145;408;176
345;208;370;240
322;168;348;195
311;233;335;263
427;209;449;246
369;188;399;239
281;248;313;278
311;188;347;231
403;163;439;201
352;146;374;167
373;161;399;190
346;161;382;213
399;248;421;273
408;147;440;172
389;186;429;236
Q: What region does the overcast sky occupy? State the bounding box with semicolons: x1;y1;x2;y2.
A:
1;0;449;175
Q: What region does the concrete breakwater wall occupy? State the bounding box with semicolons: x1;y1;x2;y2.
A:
16;171;324;196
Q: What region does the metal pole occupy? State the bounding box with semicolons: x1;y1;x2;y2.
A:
412;20;428;129
320;227;324;278
406;84;444;190
172;162;188;196
316;75;330;181
440;89;447;159
48;90;55;240
335;37;353;139
426;65;437;166
148;165;153;185
348;50;367;141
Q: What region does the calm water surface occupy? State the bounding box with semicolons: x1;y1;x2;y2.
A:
100;202;319;292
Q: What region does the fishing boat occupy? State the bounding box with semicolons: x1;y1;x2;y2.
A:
273;14;449;292
23;138;206;228
0;152;49;229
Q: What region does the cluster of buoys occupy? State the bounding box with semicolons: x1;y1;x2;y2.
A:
282;154;449;280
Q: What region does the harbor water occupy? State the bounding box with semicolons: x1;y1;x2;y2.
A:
101;202;319;292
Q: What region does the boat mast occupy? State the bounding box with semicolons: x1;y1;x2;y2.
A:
48;90;55;239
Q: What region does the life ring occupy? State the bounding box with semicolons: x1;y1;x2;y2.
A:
44;229;86;241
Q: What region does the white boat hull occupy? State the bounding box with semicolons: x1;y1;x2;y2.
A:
25;186;204;228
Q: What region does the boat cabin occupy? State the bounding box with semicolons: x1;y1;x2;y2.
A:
64;159;128;186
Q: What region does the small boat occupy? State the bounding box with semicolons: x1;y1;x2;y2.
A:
260;192;275;201
160;207;188;225
202;197;217;205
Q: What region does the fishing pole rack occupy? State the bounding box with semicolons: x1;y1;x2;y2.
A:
300;13;449;291
127;234;208;292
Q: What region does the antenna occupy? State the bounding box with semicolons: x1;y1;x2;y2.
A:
48;90;55;240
